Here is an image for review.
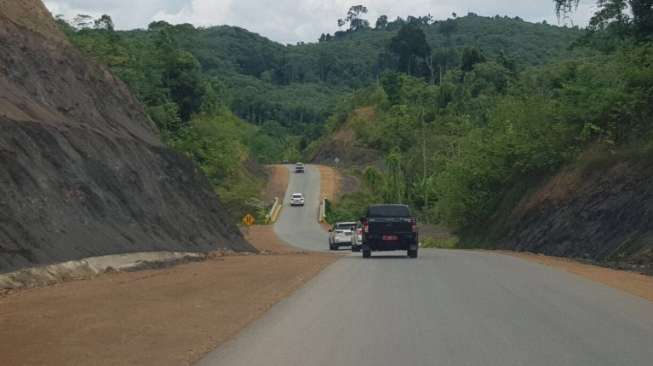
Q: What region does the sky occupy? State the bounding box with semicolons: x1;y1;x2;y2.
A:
44;0;597;44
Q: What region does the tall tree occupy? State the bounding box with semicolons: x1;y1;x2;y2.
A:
155;30;206;123
631;0;653;37
375;15;389;30
72;14;94;29
461;47;486;73
438;19;458;45
432;48;457;84
94;14;114;31
389;24;432;77
338;5;370;31
555;0;653;39
385;150;405;203
433;18;458;83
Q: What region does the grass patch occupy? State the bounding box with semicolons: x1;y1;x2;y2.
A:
422;237;459;249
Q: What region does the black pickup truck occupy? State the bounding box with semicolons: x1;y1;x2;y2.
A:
360;204;418;258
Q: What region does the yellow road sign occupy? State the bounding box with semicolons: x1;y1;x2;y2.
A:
242;214;256;227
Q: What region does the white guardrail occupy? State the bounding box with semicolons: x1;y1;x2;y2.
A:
318;198;327;223
266;197;283;224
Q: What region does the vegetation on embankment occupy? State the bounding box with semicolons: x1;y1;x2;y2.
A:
51;2;653;269
318;1;653;270
52;10;584;223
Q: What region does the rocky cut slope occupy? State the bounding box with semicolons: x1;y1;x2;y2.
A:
462;150;653;274
0;0;254;272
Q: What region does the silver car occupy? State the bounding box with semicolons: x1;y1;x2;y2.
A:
328;222;357;250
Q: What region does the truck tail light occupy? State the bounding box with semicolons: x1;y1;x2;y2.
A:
362;220;369;234
411;218;417;233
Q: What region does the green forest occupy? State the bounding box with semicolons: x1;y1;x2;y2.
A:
55;1;653;231
323;1;653;235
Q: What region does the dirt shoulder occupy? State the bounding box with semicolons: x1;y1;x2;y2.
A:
317;165;342;231
0;251;337;366
503;251;653;303
0;163;339;366
317;165;342;202
243;225;300;254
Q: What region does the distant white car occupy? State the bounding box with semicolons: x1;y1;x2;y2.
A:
329;222;357;250
290;193;305;207
295;163;305;173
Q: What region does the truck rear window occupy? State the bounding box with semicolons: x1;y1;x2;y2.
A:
367;205;411;218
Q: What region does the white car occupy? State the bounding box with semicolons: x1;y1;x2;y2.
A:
290;193;305;207
295;163;305;173
329;222;357;250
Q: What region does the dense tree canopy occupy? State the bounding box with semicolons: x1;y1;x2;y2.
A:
55;9;595;222
321;2;653;230
556;0;653;39
339;5;370;31
388;24;432;77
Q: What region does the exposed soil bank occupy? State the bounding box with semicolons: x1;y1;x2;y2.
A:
263;165;289;203
0;251;338;366
309;107;382;168
317;165;341;202
462;151;653;274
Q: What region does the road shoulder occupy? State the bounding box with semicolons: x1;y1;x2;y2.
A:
0;164;340;366
500;251;653;303
0;250;338;366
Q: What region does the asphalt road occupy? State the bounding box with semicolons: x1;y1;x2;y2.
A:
198;165;653;366
273;164;327;252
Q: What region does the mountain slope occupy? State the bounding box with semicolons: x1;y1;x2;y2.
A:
72;14;582;139
463;150;653;273
0;0;253;273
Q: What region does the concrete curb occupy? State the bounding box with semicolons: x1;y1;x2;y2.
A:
0;251;207;290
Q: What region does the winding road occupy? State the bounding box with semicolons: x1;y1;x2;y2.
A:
198;165;653;366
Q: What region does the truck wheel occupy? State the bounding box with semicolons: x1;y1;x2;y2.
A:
408;249;418;258
363;248;371;258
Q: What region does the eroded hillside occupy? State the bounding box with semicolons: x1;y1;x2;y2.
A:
0;0;253;272
471;151;653;273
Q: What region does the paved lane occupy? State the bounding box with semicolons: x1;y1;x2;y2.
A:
198;165;653;366
274;164;328;251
